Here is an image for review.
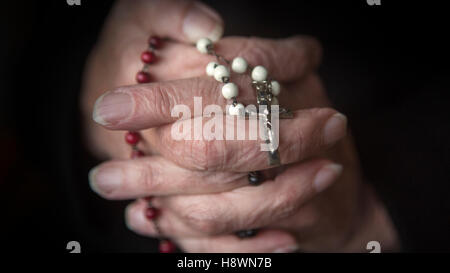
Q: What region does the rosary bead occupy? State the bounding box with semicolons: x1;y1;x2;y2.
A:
144;207;159;220
141;51;156;64
148;35;162;49
213;65;230;82
235;229;258;238
229;103;245;116
206;61;219;76
271;80;281;96
251;65;268;82
271;96;279;105
159;240;176;253
125;131;140;145
131;149;144;159
196;37;212;54
231;57;248;74
136;71;151;83
221;82;239;99
248;171;263;186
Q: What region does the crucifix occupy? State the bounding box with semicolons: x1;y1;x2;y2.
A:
244;80;293;166
204;41;293;166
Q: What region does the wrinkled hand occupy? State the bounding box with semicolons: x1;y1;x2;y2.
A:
82;0;399;252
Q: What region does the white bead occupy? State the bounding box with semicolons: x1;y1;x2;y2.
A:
229;103;245;116
271;81;281;96
221;82;239;99
251;65;268;81
196;38;212;54
231;57;248;74
271;96;279;105
206;62;218;76
214;65;230;82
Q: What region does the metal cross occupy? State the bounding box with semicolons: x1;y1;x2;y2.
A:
244;80;293;166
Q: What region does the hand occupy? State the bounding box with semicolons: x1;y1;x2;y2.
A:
82;0;399;252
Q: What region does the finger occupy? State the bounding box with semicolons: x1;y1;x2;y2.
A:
159;159;343;236
125;159;342;238
216;36;322;82
112;0;223;43
125;199;195;237
176;230;298;253
93;37;322;129
124;200;298;253
122;36;322;84
88;155;251;199
151;108;347;172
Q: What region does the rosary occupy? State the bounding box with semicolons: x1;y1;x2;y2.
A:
123;36;292;252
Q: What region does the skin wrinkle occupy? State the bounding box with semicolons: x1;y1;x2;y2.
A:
103;41;318;131
128;82;336;170
242;39;273;73
270;185;299;223
218;36;319;83
81;1;380;250
168;193;230;235
151;84;171;125
152;200;224;238
287;112;308;161
224;191;249;231
82;0;391;248
124;159;341;240
214;195;235;234
151;108;334;172
145;159;163;193
181;200;219;234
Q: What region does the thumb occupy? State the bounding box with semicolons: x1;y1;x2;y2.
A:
116;0;224;43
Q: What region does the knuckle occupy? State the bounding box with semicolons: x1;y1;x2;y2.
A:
304;36;323;67
181;202;221;235
285;107;339;160
185;139;225;171
152;83;175;121
186;140;209;170
128;83;174;121
271;184;302;219
284;36;323;77
240;39;275;69
283;120;307;161
137;163;158;193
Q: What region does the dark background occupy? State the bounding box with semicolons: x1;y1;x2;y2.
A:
1;0;449;252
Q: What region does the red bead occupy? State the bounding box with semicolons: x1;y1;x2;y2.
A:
136;71;151;83
125;131;140;145
148;36;162;49
145;207;158;220
141;51;156;64
131;149;144;159
159;240;176;253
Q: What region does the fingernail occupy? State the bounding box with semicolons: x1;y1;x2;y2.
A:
313;163;343;193
93;92;132;126
183;1;224;42
323;113;347;145
273;245;299;253
89;165;122;195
